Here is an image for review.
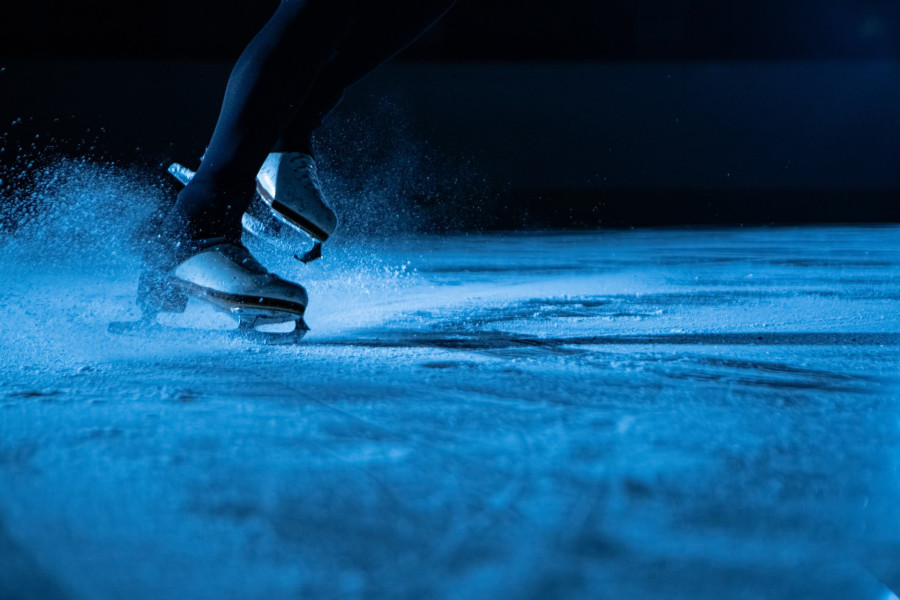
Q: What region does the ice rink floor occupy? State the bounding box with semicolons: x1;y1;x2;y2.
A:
1;218;899;598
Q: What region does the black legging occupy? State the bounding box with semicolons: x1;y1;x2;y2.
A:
173;0;456;239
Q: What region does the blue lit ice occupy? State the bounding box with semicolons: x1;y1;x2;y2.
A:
0;161;898;599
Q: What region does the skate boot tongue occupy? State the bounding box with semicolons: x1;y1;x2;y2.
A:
206;241;270;275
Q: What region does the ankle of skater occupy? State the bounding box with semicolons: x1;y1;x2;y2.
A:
168;178;254;243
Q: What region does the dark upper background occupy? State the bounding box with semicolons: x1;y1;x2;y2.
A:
2;1;900;228
3;0;899;62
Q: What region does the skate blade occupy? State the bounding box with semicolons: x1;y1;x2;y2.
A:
236;316;310;345
183;282;310;345
111;278;310;345
167;162;195;186
295;242;322;264
107;314;309;345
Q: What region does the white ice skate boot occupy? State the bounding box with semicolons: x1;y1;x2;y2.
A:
110;236;310;343
255;152;337;243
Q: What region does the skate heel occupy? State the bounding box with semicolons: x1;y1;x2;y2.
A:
156;282;189;313
137;273;189;315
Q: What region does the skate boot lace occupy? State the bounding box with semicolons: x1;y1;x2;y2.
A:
287;154;323;192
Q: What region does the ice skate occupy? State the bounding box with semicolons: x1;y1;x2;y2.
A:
109;235;310;344
256;152;337;241
168;151;337;264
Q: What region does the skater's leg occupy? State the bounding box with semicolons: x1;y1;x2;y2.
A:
273;0;457;154
171;0;361;240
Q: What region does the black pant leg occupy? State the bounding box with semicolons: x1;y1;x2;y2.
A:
173;0;362;239
274;0;457;154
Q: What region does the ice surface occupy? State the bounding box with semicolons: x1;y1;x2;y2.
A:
0;161;899;599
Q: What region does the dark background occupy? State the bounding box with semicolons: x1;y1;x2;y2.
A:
2;0;900;228
3;0;900;62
